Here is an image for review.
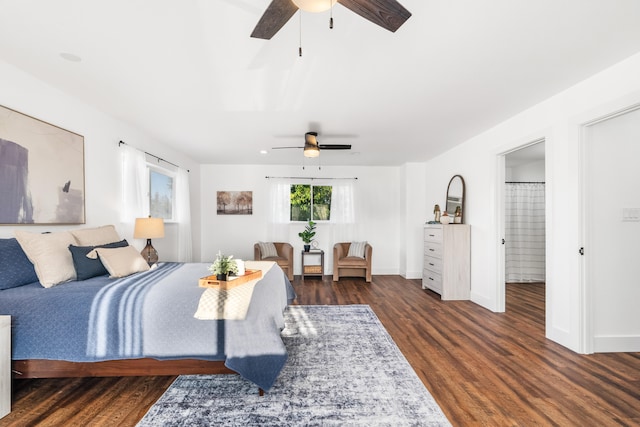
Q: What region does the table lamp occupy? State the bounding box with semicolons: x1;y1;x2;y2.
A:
134;216;165;266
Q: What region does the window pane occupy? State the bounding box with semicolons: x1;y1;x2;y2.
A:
290;184;310;221
150;170;173;219
312;185;332;220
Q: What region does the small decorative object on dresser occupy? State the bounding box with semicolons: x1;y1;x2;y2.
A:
433;204;441;223
454;206;462;223
423;224;470;300
440;211;451;224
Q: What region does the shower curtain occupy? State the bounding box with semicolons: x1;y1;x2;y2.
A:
505;182;545;282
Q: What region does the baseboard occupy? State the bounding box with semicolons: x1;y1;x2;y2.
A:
593;335;640;352
469;291;497;312
371;269;400;275
400;271;422;280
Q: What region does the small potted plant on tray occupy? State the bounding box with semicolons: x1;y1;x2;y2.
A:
298;220;316;252
209;251;238;281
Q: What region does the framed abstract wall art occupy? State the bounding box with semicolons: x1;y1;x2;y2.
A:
217;191;253;215
0;105;85;224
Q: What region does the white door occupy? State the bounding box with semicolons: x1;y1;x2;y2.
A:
584;107;640;352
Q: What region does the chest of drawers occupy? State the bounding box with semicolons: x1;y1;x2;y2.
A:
423;224;470;300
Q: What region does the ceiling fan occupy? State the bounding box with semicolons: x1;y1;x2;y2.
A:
273;132;352;157
251;0;411;40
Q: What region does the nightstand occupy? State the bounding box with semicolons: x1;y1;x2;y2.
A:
1;315;9;418
301;250;324;281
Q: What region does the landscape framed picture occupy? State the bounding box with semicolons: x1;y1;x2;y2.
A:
217;191;253;215
0;105;85;224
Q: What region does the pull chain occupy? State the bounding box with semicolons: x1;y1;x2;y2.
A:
298;11;303;57
329;0;334;29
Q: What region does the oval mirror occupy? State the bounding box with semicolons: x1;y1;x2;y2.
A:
446;175;465;223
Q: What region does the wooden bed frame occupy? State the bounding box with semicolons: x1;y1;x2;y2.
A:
12;358;234;379
12;359;265;395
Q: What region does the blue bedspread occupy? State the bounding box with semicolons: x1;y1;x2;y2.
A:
0;262;295;391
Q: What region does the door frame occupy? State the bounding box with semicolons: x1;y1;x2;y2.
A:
578;101;640;354
495;138;546;312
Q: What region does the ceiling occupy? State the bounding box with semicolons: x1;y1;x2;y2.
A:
1;0;640;167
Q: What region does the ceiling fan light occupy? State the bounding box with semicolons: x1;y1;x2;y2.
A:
304;145;320;157
292;0;337;13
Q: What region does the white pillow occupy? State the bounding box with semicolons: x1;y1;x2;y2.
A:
347;241;367;258
87;246;150;278
71;225;121;246
14;230;77;288
258;242;278;259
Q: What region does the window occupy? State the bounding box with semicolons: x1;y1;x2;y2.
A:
149;167;175;220
290;184;332;221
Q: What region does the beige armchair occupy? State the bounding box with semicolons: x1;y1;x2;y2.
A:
254;242;294;281
333;242;372;282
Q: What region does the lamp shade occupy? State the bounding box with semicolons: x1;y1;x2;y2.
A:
293;0;337;13
134;217;165;239
304;144;320;158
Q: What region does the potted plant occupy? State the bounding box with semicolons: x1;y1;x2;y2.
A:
298;220;316;252
209;251;238;281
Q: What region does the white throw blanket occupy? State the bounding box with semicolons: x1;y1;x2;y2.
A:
194;261;276;320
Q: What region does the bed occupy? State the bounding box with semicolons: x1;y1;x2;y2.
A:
0;232;295;392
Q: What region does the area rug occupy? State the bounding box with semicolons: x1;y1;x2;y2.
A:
137;305;451;426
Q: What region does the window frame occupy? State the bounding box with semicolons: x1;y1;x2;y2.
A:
147;163;176;222
289;184;332;223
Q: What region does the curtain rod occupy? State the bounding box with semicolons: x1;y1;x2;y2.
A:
119;140;189;172
265;176;358;180
505;181;545;184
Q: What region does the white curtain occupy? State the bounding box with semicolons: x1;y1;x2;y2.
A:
505;183;545;282
328;180;357;273
329;180;356;245
267;178;356;242
267;179;291;241
121;144;148;222
175;168;193;262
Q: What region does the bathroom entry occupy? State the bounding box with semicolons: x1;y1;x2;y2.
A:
504;142;546;284
501;141;546;316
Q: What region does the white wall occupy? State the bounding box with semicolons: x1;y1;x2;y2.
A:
422;52;640;352
0;59;201;261
506;159;545;182
399;163;428;279
199;164;401;275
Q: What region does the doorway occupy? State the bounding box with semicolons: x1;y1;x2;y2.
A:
501;141;546;312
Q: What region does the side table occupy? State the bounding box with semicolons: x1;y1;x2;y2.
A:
301;250;324;281
1;315;9;419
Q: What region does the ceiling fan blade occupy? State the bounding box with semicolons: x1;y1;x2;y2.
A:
318;144;352;150
272;146;304;149
251;0;299;40
337;0;411;33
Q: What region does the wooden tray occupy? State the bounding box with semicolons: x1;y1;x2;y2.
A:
198;269;262;289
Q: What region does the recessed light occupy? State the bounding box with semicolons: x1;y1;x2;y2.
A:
60;52;82;62
260;150;268;155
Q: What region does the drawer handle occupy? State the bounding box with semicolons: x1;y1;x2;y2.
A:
429;249;435;252
429;263;434;266
428;277;434;281
428;234;435;237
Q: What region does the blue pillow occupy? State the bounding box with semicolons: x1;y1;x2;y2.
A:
69;240;129;280
0;238;39;290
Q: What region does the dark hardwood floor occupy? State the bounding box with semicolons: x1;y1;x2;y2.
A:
2;276;639;426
